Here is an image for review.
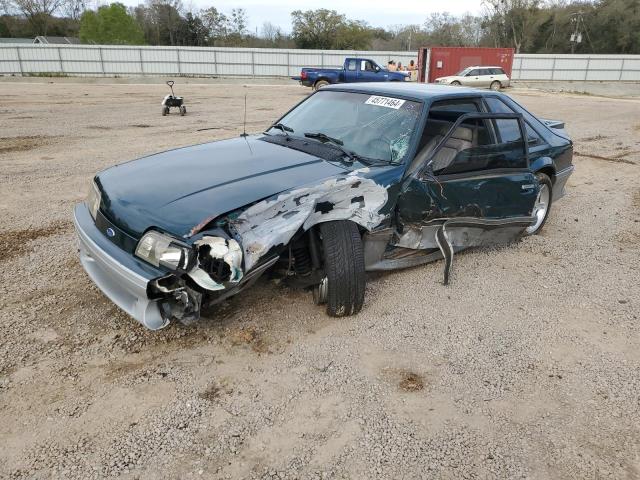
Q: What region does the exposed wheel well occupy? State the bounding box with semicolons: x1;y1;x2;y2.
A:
537;166;556;184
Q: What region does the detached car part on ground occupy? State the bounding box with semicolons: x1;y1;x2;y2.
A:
74;83;573;330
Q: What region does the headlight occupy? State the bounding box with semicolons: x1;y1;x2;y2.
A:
135;231;191;270
87;179;101;220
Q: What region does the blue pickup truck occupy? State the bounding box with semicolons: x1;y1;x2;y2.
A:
294;57;409;90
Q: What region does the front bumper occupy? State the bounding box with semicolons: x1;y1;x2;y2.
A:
73;203;169;330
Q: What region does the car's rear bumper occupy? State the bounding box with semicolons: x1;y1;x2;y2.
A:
73;203;169;330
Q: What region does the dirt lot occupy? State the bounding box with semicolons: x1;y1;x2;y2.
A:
1;82;639;480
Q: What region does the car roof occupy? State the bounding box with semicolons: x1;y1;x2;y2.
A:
462;66;505;69
322;82;488;102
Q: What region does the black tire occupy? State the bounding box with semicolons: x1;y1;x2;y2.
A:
162;106;169;116
490;80;502;91
318;221;365;317
451;81;461;86
314;79;330;90
525;172;553;236
180;105;187;116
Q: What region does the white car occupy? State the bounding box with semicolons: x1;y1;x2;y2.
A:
434;66;510;90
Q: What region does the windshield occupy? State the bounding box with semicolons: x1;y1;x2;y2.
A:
455;67;473;76
267;91;422;164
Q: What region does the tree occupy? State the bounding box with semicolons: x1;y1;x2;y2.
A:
200;5;227;44
260;21;280;42
79;2;145;44
145;0;184;45
590;0;640;53
482;0;543;53
291;9;346;49
60;0;84;21
179;10;206;46
335;20;372;49
10;0;62;34
228;7;246;35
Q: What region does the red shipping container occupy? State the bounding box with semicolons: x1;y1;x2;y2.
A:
417;47;514;83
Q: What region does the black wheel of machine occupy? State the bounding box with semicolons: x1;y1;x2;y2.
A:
180;105;187;116
162;106;169;116
316;221;365;317
314;79;330;90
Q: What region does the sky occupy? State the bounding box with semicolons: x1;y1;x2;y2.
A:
121;0;484;34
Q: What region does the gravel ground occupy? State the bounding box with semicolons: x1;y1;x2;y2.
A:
0;82;639;480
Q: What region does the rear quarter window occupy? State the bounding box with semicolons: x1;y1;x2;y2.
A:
485;96;544;146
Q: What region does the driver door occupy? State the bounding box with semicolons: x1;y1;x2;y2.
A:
396;112;539;252
358;60;387;82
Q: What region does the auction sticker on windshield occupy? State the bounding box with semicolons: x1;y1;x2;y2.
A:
365;96;406;109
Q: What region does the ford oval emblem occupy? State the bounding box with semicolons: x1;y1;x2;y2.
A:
106;227;116;238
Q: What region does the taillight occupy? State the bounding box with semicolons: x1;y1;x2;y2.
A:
301;70;307;80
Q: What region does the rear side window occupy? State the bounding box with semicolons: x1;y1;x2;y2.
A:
491;68;506;75
347;59;356;71
485;97;544;145
479;69;492;76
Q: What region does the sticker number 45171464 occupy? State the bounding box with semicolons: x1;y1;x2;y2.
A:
365;95;406;109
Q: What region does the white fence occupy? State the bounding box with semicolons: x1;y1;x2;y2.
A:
0;44;639;81
0;44;416;78
513;54;640;81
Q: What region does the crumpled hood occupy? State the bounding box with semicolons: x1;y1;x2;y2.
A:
96;136;346;238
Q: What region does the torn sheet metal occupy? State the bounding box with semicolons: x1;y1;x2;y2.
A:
187;236;244;291
395;224;441;249
433;217;535;285
231;169;388;270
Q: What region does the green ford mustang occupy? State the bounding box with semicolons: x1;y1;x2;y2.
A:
75;82;573;330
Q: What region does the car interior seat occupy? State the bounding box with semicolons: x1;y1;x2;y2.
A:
407;119;475;174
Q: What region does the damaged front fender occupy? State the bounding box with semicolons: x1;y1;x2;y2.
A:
228;169;389;270
154;169;390;325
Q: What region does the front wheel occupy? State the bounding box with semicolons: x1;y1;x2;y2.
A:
490;80;502;91
180;105;187;116
315;221;365;317
450;81;461;86
525;173;553;235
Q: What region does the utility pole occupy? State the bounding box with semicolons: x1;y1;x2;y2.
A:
569;11;584;54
